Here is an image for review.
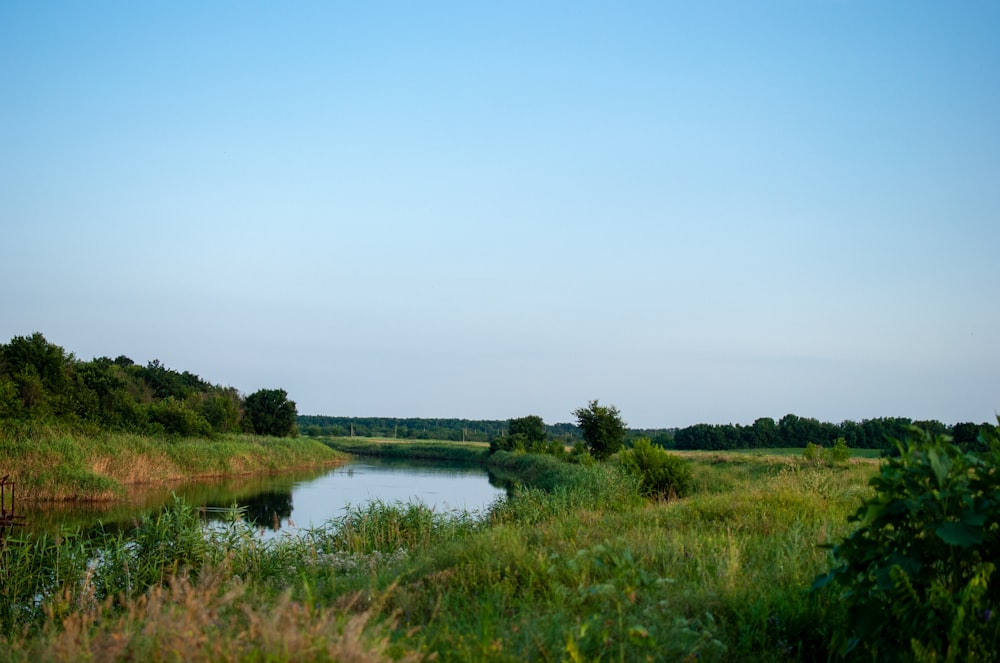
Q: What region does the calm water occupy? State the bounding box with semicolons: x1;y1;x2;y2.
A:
21;457;509;536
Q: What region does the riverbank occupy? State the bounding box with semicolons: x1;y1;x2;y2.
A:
320;435;490;463
0;423;347;502
0;445;882;661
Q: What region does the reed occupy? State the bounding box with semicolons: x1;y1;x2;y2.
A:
0;422;345;501
0;570;417;663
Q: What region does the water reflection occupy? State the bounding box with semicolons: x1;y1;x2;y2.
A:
22;457;508;536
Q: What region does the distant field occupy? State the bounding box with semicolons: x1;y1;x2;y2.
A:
320;436;490;463
678;446;883;459
320;436;886;460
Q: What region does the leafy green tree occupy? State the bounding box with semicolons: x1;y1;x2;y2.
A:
491;415;550;454
573;400;626;460
0;332;73;418
508;415;546;445
243;388;298;437
952;421;986;452
200;387;243;434
148;397;213;437
749;417;779;448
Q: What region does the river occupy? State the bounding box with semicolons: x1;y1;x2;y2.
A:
19;457;509;536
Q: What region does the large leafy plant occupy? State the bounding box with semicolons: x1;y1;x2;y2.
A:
815;422;1000;661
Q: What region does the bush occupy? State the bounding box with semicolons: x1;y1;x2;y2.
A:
619;438;692;499
147;397;213;437
803;438;851;466
814;423;1000;660
825;437;851;465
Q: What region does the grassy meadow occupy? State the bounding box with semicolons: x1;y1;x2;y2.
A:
0;440;880;662
0;422;347;502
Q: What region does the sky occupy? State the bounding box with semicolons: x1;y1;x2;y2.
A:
2;1;998;428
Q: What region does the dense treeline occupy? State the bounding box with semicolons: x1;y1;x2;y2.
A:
299;415;513;442
299;414;587;444
669;414;992;453
0;332;297;437
302;411;991;455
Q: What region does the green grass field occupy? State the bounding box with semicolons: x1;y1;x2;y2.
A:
683;446;884;459
0;442;881;661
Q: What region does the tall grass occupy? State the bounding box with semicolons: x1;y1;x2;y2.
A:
0;422;345;501
0;570;416;663
0;448;880;661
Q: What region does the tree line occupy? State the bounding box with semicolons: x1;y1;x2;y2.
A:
0;332;297;437
668;414;993;453
305;409;992;455
298;415;586;444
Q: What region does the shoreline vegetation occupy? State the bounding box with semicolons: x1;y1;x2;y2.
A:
320;436;490;464
1;428;998;660
1;334;997;659
0;422;347;503
0;439;881;661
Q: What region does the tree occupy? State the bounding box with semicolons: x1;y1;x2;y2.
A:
0;331;73;417
243;388;298;437
491;415;548;453
509;414;546;447
573;400;626;460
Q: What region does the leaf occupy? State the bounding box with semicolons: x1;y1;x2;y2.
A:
960;509;987;527
935;522;983;548
927;448;952;489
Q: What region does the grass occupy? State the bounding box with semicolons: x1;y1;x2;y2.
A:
320;436;490;463
679;446;884;459
0;446;881;661
0;422;347;502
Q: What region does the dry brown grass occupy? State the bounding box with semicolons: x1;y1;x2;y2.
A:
0;426;346;502
1;570;419;663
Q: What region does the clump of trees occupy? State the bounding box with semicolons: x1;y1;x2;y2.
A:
491;415;568;456
0;332;296;437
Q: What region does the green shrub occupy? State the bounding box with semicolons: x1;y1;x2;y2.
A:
814;423;1000;660
804;438;850;466
825;438;851;465
619;438;692;499
147;397;213;437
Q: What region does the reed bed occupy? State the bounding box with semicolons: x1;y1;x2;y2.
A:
0;422;345;501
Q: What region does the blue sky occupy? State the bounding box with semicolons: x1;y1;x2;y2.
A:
2;1;998;428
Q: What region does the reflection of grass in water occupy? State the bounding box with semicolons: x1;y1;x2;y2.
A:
18;466;331;534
